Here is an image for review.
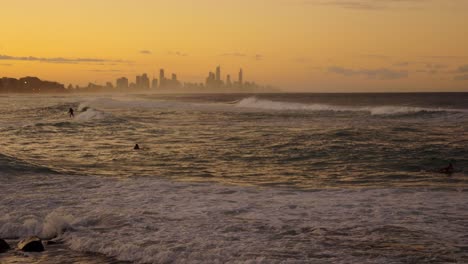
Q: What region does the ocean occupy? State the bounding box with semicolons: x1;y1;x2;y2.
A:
0;93;467;263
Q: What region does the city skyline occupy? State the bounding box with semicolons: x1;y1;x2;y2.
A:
1;0;468;92
0;66;274;93
91;66;270;92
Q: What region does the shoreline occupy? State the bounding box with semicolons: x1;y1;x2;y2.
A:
0;239;129;264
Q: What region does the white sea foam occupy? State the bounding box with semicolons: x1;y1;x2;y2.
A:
1;174;467;263
235;97;464;115
74;96;465;117
75;103;109;121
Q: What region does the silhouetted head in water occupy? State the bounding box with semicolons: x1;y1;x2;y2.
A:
439;162;454;174
134;144;140;150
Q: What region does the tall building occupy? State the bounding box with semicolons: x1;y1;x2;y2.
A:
141;73;150;89
206;71;216;89
135;74;150;89
226;74;232;87
151;78;158;89
116;77;129;90
136;75;142;89
159;69;165;88
238;69;243;86
172;73;177;81
216;66;221;81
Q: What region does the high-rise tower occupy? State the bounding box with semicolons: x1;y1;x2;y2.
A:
238;68;243;86
216;66;221;81
159;69;165;88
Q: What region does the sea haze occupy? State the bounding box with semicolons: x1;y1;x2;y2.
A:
0;93;467;263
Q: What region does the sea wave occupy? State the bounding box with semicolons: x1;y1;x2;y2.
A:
0;153;56;175
1;175;467;263
78;97;187;110
235;97;467;116
75;103;109;121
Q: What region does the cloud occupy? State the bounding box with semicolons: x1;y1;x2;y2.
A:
424;63;447;74
328;66;408;79
419;55;468;60
221;52;264;60
0;54;126;64
361;54;391;60
294;57;311;63
89;69;121;72
454;74;468;81
139;50;152;54
455;64;468;73
453;65;468;80
254;54;263;60
168;51;188;57
0;63;12;66
394;61;410;67
299;0;430;10
221;52;247;57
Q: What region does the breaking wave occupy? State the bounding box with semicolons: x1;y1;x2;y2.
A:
0;153;56;175
1;176;467;263
76;103;109;121
235;97;466;116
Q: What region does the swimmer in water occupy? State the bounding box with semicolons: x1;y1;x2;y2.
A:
68;108;74;118
134;144;140;150
439;162;454;174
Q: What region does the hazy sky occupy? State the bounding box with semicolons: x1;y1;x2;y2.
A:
1;0;468;92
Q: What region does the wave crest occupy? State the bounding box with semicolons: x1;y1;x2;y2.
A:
0;153;56;175
76;103;109;121
235;97;465;116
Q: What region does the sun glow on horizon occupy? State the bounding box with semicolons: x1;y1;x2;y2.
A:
1;0;468;92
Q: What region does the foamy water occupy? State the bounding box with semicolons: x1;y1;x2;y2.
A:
2;173;467;263
0;93;467;263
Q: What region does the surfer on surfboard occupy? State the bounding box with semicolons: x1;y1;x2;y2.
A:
68;108;74;118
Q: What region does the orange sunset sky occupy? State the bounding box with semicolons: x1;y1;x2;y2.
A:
1;0;468;92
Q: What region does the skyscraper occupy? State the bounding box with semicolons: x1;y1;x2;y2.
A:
238;69;243;86
151;78;158;89
216;66;221;82
159;69;165;88
226;74;232;87
141;73;150;89
136;75;141;89
206;71;216;89
116;77;129;90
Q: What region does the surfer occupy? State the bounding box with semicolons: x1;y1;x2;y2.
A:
68;108;74;118
439;162;454;174
134;144;140;150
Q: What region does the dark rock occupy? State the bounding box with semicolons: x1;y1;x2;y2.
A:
0;238;10;253
17;236;44;252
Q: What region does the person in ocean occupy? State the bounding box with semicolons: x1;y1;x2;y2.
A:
134;144;140;150
68;108;74;118
439;162;454;174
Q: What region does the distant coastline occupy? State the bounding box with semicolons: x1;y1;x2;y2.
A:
0;76;66;93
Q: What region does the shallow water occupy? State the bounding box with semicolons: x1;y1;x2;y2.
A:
1;93;467;263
